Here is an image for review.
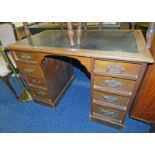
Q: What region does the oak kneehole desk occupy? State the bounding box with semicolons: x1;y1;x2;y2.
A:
5;30;154;129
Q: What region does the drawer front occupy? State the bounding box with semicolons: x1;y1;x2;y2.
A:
16;62;44;77
93;90;130;109
93;75;135;96
92;104;124;123
31;87;51;100
14;52;37;62
26;76;47;88
94;60;141;80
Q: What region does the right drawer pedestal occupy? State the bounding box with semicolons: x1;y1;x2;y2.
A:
90;59;146;129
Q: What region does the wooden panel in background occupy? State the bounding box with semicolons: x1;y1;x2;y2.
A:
131;37;155;124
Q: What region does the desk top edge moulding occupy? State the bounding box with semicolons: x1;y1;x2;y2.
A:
4;28;154;129
5;30;154;63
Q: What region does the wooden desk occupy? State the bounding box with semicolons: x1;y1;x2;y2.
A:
5;30;153;129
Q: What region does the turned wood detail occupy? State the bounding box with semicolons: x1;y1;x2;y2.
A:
59;22;64;30
146;22;155;48
67;22;105;46
67;22;75;46
82;22;87;30
131;22;136;30
23;22;31;38
76;22;82;45
99;22;103;30
67;22;83;46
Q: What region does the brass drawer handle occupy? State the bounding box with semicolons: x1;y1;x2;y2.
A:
24;68;34;74
100;109;119;118
21;54;32;60
106;66;125;74
100;109;114;116
36;90;46;96
32;79;41;84
105;79;122;87
102;95;117;103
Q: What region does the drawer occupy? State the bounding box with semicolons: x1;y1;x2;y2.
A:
14;52;37;62
25;76;47;88
94;60;141;80
31;87;51;100
93;90;130;110
92;104;124;123
16;62;44;77
93;75;135;96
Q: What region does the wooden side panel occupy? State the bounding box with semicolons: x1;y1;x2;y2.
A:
131;37;155;124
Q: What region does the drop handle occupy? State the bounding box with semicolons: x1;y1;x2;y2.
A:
100;109;120;118
105;79;122;87
21;54;31;60
32;79;36;84
24;68;34;74
106;66;125;74
100;109;114;116
36;91;45;96
32;79;41;84
102;95;118;103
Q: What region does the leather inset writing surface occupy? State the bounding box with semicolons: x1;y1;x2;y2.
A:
14;31;137;52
